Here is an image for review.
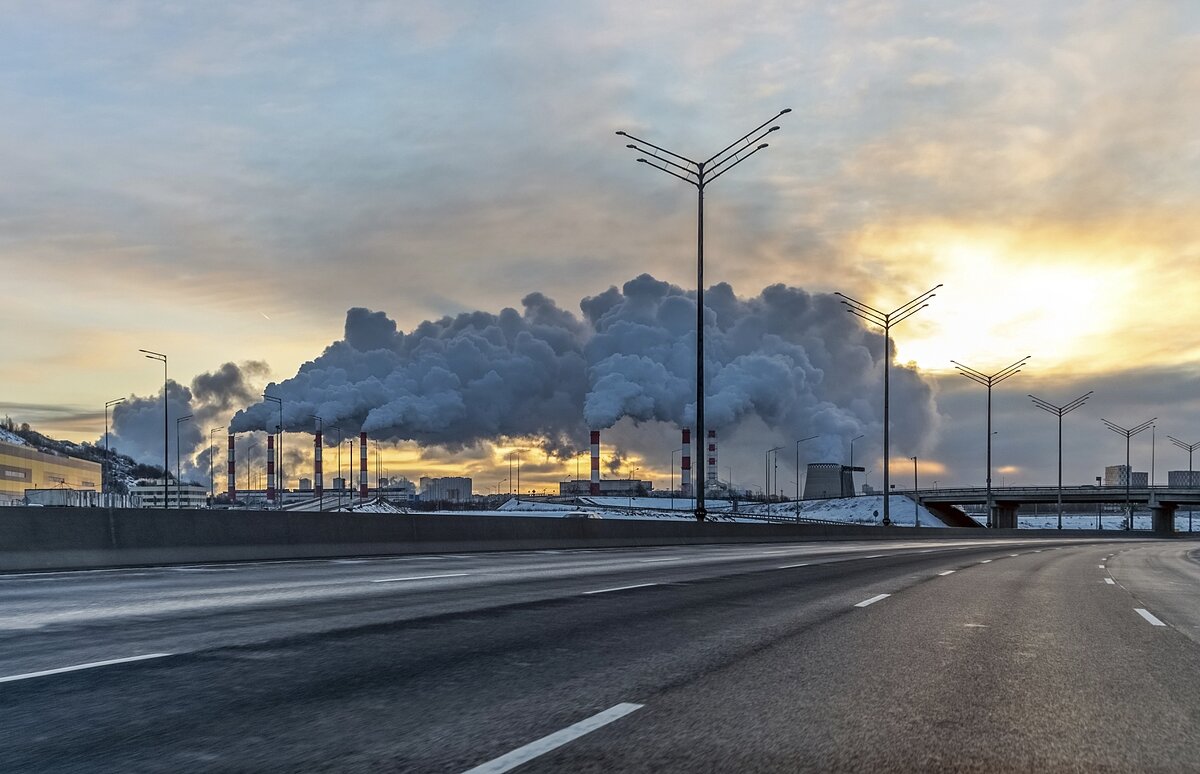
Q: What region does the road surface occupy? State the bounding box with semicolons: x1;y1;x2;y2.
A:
1;537;1198;772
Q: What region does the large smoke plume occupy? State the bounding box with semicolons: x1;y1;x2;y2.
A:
231;275;939;465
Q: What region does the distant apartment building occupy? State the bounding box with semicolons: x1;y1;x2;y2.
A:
1104;466;1148;487
1168;470;1200;487
420;476;473;503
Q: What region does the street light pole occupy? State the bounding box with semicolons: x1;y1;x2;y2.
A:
1029;391;1093;530
836;286;941;526
794;435;818;518
138;349;168;508
951;356;1031;528
910;456;919;526
618;108;791;523
175;414;192;509
1102;417;1156;530
765;447;782;518
1168;436;1200;532
103;398;124;505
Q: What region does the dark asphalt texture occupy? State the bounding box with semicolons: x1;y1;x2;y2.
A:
0;537;1196;772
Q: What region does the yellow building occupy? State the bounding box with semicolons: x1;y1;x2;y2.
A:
0;441;101;502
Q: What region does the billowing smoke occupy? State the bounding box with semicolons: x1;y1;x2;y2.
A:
103;361;269;481
230;275;940;466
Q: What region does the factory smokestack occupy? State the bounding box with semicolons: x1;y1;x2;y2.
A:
227;434;236;503
707;430;718;486
359;432;368;500
681;429;691;497
589;430;600;495
267;435;276;503
314;431;323;498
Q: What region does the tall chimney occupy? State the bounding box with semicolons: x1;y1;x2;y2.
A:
589;430;601;495
681;429;691;496
359;432;368;500
227;433;236;503
267;435;276;503
707;430;718;485
314;431;323;497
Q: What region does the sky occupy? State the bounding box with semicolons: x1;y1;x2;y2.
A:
2;0;1199;493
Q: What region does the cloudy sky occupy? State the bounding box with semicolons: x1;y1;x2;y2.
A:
2;0;1198;492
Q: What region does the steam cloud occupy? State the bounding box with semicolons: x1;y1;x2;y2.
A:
231;275;939;464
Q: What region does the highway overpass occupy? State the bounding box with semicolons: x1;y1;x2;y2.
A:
916;485;1200;530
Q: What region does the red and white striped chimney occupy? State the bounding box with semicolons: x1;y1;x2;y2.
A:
267;435;276;502
314;431;323;497
359;432;368;500
681;429;692;496
227;433;236;503
589;430;601;495
707;430;718;485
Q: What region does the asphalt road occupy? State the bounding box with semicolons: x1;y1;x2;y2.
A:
1;537;1197;772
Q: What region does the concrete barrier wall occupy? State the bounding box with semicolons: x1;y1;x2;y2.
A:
0;506;1167;572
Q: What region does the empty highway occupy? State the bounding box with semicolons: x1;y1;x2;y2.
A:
1;537;1198;772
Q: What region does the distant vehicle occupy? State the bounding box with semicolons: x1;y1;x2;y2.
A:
563;511;603;519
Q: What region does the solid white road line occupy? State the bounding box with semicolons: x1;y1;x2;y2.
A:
1104;578;1116;585
462;703;644;774
583;583;658;595
0;653;171;684
854;593;891;608
778;563;810;569
1135;608;1166;627
938;570;956;576
371;573;471;584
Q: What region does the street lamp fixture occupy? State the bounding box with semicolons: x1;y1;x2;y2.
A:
103;398;124;503
794;435;819;518
1101;417;1156;530
1029;391;1093;529
951;355;1031;527
765;446;783;518
836;286;941;525
139;349;169;509
617;108;791;522
910;456;919;526
1168;435;1200;532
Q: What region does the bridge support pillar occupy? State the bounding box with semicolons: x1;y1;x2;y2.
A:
1152;502;1177;534
993;502;1019;530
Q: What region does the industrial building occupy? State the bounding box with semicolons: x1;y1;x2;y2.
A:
803;463;856;499
559;479;654;496
420;476;473;503
0;440;101;503
130;480;209;509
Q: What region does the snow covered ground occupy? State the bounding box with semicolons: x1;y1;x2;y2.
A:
498;494;950;527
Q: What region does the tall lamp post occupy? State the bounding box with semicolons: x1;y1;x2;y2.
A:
175;414;192;509
836;286;941;526
765;447;782;518
1101;417;1156;530
139;349;169;508
794;435;819;517
910;456;919;526
208;427;221;504
1029;391;1093;530
103;398;124;504
951;355;1031;528
617;108;792;522
1168;435;1200;533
